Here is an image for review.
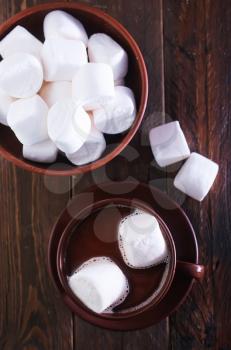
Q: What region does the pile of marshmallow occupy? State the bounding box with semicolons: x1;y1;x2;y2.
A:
0;10;136;165
68;210;168;314
149;121;219;201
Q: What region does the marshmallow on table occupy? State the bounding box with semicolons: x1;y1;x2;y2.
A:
7;95;48;145
93;86;136;134
0;89;15;126
118;210;168;269
174;152;219;201
43;10;88;46
72;63;115;111
23;139;58;163
48;99;91;154
0;25;42;59
0;53;43;98
149;121;190;167
39;81;72;108
42;38;87;81
66;124;106;165
88;33;128;81
68;257;129;313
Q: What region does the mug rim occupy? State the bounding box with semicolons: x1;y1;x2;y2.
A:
56;197;177;320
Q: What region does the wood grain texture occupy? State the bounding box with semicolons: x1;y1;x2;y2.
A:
0;2;73;350
164;0;231;349
0;0;230;349
0;162;73;349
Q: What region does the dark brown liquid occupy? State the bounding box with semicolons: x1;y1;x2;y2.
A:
65;205;168;312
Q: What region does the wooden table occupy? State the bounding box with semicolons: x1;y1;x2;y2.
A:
0;0;230;349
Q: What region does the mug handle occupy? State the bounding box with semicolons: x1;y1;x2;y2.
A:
176;260;205;281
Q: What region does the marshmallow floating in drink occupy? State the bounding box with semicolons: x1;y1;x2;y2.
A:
72;63;115;111
68;257;129;313
93;86;136;134
0;25;42;59
39;81;72;108
0;89;15;126
118;210;168;269
23;139;58;163
88;33;128;81
7;95;48;145
42;38;87;81
48;99;91;154
66;123;106;165
174;152;219;201
0;53;43;98
149;121;190;167
43;10;88;46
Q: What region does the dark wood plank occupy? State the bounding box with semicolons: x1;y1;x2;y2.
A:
0;162;73;349
72;0;168;349
0;1;73;349
205;0;231;348
163;1;209;349
163;0;231;349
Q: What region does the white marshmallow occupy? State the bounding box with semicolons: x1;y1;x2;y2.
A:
149;121;190;167
68;257;129;313
43;10;88;46
88;33;128;81
0;53;43;98
23;139;58;163
7;95;48;145
72;63;115;111
0;25;42;59
66;124;106;165
47;99;91;154
0;89;15;126
93;86;136;134
42;38;87;81
174;152;219;201
118;210;168;269
39;81;72;107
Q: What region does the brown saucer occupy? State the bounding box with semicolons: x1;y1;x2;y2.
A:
48;182;198;330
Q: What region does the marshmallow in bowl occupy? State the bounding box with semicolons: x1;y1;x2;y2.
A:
0;90;15;126
66;124;106;165
93;86;136;134
39;81;72;108
88;33;128;81
7;95;48;145
23;139;58;163
68;257;129;314
0;25;42;59
72;63;115;111
0;53;43;98
42;38;88;81
174;152;219;201
43;10;88;46
47;99;91;154
149;121;190;167
118;210;168;269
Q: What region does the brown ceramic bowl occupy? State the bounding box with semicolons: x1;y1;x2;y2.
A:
55;197;204;323
0;2;148;176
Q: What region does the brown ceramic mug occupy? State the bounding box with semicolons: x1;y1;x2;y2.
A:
56;198;204;321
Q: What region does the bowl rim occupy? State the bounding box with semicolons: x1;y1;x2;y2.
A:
0;1;148;176
56;197;177;320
